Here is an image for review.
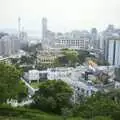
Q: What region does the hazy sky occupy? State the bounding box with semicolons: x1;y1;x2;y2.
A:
0;0;120;35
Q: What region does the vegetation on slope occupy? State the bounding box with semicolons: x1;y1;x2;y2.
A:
0;63;27;103
32;80;73;114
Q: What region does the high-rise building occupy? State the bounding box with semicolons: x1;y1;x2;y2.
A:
41;17;56;48
114;40;120;66
106;24;115;33
0;35;20;56
90;28;99;49
108;39;115;65
1;36;11;56
102;25;120;65
42;17;47;43
99;32;105;50
19;31;28;48
104;35;120;66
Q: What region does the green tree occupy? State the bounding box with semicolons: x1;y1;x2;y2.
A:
61;107;73;120
54;49;79;67
77;50;91;64
106;89;120;104
10;58;19;65
74;91;120;120
0;63;27;103
32;80;73;113
20;56;34;65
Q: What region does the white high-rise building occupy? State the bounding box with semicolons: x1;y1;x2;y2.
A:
115;40;120;66
42;18;48;47
99;32;104;50
0;35;20;56
42;18;47;40
108;39;115;65
106;36;120;66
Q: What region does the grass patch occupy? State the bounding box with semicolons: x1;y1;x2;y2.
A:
0;105;61;120
0;105;85;120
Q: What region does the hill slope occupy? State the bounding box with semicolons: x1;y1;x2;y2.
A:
0;106;83;120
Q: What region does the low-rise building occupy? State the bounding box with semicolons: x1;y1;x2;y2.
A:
24;70;48;83
55;31;90;50
37;49;63;64
24;70;40;83
47;67;73;80
23;65;118;98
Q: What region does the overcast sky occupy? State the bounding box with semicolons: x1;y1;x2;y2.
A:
0;0;120;35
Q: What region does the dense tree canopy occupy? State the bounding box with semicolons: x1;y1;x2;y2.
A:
20;56;35;65
32;80;73;113
91;58;109;66
0;63;27;103
54;49;79;67
54;49;96;67
22;43;43;53
77;50;90;64
71;90;120;120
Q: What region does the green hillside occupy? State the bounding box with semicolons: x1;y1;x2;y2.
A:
0;105;83;120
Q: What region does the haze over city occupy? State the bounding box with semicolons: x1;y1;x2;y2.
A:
0;0;120;36
1;0;120;119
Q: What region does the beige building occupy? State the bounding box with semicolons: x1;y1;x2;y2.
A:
37;49;63;64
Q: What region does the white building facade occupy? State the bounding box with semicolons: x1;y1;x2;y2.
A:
107;38;120;66
24;70;40;83
55;31;90;50
115;40;120;66
0;35;20;56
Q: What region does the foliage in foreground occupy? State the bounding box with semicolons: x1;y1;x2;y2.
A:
30;80;120;120
71;91;120;120
32;80;73;114
0;105;62;120
0;63;27;103
0;105;114;120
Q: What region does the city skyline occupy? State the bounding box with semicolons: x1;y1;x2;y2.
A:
0;0;120;36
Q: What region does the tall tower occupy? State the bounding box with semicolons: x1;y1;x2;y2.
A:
90;28;98;49
18;17;21;39
42;17;47;42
